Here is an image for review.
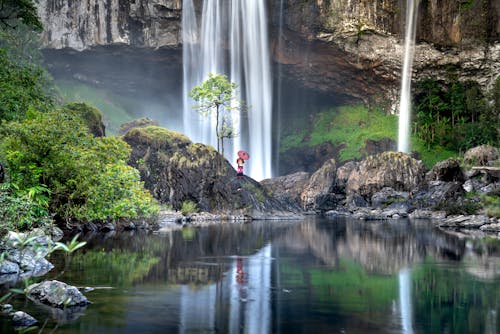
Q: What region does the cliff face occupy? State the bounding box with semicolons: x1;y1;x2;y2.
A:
271;0;500;107
37;0;499;107
36;0;182;50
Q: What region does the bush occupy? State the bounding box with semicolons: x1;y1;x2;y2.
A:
0;108;159;224
181;200;198;216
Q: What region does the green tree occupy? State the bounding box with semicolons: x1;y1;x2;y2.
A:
189;73;242;157
0;108;159;224
0;0;42;31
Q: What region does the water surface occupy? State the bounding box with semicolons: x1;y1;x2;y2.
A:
1;217;499;333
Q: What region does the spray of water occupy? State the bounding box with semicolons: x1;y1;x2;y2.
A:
397;0;419;153
182;0;272;180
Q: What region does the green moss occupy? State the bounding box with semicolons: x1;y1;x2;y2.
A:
125;126;191;149
281;105;397;162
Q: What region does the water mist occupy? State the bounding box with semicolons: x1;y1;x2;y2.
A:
182;0;272;180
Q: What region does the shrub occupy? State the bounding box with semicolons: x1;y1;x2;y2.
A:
181;200;198;216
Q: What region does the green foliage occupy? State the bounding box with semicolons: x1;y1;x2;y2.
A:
53;234;87;254
281;105;397;162
0;108;159;223
62;102;105;136
413;78;498;152
189;73;242;155
482;192;500;218
181;200;198;216
0;0;42;31
0;49;54;121
0;185;52;233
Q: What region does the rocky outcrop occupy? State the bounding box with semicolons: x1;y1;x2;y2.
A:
346;151;426;200
36;0;182;51
300;158;337;211
260;172;310;210
122;125;300;218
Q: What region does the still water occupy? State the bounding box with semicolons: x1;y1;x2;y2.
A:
2;217;499;333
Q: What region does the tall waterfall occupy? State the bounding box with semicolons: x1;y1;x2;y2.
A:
182;0;272;181
397;0;419;153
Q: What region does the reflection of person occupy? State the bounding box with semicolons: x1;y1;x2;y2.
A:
236;157;244;177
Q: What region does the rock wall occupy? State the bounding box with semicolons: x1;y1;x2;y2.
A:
270;0;500;106
36;0;499;107
36;0;182;50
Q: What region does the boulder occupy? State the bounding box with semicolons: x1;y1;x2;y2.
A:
26;280;91;308
464;145;499;166
334;161;356;193
260;172;310;209
425;158;464;182
300;159;337;211
346;152;426;201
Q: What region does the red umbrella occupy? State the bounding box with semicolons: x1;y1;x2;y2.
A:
237;150;250;160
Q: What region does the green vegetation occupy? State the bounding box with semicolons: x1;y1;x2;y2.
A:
181;200;198;216
0;14;159;230
413;78;499;153
189;73;242;156
281;105;398;162
56;79;135;135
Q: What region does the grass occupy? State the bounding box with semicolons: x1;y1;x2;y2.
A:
55;79;135;135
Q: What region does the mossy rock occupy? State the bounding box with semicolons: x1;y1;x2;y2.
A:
118;117;159;135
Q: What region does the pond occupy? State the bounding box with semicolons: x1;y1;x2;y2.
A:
1;217;499;333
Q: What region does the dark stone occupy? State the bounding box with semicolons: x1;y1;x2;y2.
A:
12;311;38;329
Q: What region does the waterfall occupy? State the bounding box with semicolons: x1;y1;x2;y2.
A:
397;0;419;153
182;0;272;180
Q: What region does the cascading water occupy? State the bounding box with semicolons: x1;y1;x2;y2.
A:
397;0;419;153
182;0;272;181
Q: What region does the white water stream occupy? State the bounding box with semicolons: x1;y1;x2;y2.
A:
182;0;272;180
397;0;419;153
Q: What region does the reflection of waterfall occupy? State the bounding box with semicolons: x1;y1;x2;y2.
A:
179;284;217;333
397;0;419;153
182;0;272;180
398;268;413;334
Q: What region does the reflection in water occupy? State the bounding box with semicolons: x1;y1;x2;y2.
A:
399;268;413;334
1;217;499;334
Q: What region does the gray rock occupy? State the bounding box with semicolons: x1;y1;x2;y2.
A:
425;158;464;182
0;260;20;275
371;187;409;208
346;152;425;199
261;171;310;209
26;280;91;308
464;145;499;166
300;159;337;211
12;311;38;329
479;223;500;232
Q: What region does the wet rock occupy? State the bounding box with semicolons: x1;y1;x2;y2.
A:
1;304;13;313
411;181;464;209
26;280;91;308
480;223;500;232
439;215;490;228
12;311;38;329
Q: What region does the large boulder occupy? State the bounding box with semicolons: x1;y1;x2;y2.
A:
346;152;426;201
261;172;310;210
300;159;337;211
425;158;464;182
123;125;298;218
